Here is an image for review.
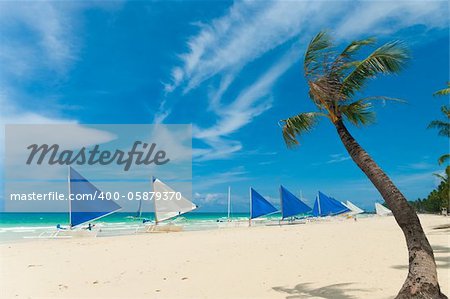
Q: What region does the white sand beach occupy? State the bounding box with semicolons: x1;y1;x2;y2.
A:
1;214;448;299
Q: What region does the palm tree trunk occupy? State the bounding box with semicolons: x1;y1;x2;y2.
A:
334;119;446;299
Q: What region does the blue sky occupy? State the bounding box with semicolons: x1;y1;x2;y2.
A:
0;1;449;212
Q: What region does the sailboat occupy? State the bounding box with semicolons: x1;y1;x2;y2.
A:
249;188;278;226
344;200;364;215
126;196;143;219
140;177;197;232
279;185;311;222
126;194;149;221
28;167;122;239
312;191;350;217
227;186;231;222
375;202;392;216
126;190;147;220
68;167;122;229
217;186;232;223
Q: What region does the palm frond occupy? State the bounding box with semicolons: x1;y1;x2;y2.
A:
281;112;326;147
358;96;406;104
338;96;404;126
441;105;450;119
332;38;376;76
433;172;447;182
340;37;376;57
336;61;360;73
438;154;450;166
341;41;409;98
433;167;449;182
434;82;450;97
304;31;332;77
339;100;376;126
428;120;450;137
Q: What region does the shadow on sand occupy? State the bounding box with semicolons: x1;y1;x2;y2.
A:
391;244;450;270
272;282;370;299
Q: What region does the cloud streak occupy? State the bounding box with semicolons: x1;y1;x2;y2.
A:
193;42;302;160
193;167;250;191
0;1;123;122
0;1;78;78
163;0;448;161
326;154;352;164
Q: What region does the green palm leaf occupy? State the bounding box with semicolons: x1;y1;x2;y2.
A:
428;120;450;137
434;82;450;96
438;154;450;165
281;112;326;147
339;100;375;126
357;96;406;103
304;31;332;76
339;37;376;59
334;38;377;73
341;41;409;98
441;105;450;119
339;97;404;126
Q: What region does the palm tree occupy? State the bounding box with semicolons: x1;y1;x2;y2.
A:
433;166;449;183
280;31;446;299
433;166;450;214
429;84;450;165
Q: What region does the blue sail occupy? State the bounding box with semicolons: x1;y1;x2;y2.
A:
250;188;278;219
312;191;350;217
280;185;311;219
69;167;121;227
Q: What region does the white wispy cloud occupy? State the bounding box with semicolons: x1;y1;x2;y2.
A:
194;43;301;140
193;191;250;212
165;1;351;93
0;91;74;125
0;2;76;129
0;2;123;126
163;0;448;161
0;3;80;168
193;167;250;191
401;162;436;170
326;154;352;164
0;2;122;182
335;1;448;40
193;137;243;161
0;2;77;78
193;192;225;204
151;99;172;124
312;153;351;165
192;42;302;160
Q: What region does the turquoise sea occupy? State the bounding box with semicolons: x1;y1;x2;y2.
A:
0;212;282;243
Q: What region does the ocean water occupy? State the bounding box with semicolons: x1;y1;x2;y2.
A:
0;212;282;243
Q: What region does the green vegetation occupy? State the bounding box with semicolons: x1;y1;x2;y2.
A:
411;167;449;213
428;82;450;165
414;83;450;213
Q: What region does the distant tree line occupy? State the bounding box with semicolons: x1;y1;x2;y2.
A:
410;167;449;213
410;83;450;214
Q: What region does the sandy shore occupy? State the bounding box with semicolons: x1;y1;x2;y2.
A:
1;214;448;299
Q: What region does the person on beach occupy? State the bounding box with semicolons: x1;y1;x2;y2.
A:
56;224;66;230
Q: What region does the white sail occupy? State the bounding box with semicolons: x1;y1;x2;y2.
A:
375;202;392;216
153;178;197;223
345;200;364;215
